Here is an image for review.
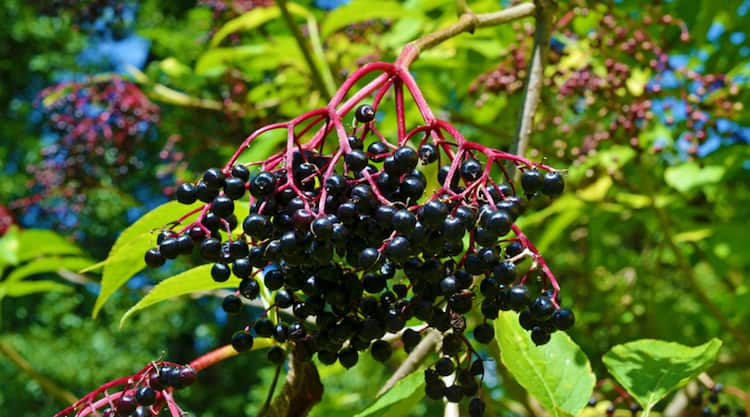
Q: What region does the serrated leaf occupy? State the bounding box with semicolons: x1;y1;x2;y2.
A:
92;201;202;318
495;312;595;417
603;339;722;415
353;371;425;417
321;1;409;38
5;256;93;283
0;280;72;297
120;264;237;327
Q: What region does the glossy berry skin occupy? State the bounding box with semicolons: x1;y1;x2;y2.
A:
418;143;438;164
231;331;254;352
231;164;250;181
542;171;565;196
176;183;197;204
135;387;156;406
115;395;137;416
202;168;225;190
223;177;246;200
508;285;530;310
239;279;260;299
460;159;482;182
354;104;376;123
211;195;234;218
367;141;388;161
531;326;551;345
144;248;165;268
530;296;555;320
552;308;575;330
211;263;231;282
370;340;393;362
345;149;369;172
521;169;544;194
249;171;276;197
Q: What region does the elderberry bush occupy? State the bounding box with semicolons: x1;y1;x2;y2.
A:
143;60;574;415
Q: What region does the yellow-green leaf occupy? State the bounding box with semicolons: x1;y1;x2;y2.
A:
120;264;238;327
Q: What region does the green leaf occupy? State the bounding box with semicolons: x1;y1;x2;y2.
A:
321;1;409;38
0;280;72;297
92;201;202;318
664;163;725;193
353;371;425;417
17;229;84;261
5;256;93;283
602;339;722;415
195;45;268;76
495;312;595;417
210;3;310;47
120;264;237;327
0;226;20;270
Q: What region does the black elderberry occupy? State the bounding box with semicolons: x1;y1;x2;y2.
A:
371;340;393;362
267;346;286;364
493;261;517;284
196;181;219;203
338;346;359;368
273;324;289;342
242;214;272;240
211;196;235;218
460;159;482;182
441;216;466;241
264;269;285;290
231;164;250;181
437;165;460;188
393;146;418;173
231;330;254;352
367;141;388;162
275;289;294;308
200;238;222;261
345;149;369;172
419;200;449;229
531;296;555;320
441;333;463;356
386;236;412;263
418;143;438;164
228;240;249;259
203;168;225;190
425;378;446;400
211;263;231;282
469;322;493;346
116;394;137;415
530;326;551;345
509;285;530;310
238;278;260;299
505;241;525;258
435;357;455;376
158;237;180;259
521;169;543;194
176;183;197;204
444;385;464;403
440;275;459;296
481;299;500;319
402;328;422;352
223;177;246;200
249;171;276;197
144;248;165;268
135;387;156;406
355;104;376;123
222;294;242;314
469;397;486;417
483;209;512;236
358;247;380;269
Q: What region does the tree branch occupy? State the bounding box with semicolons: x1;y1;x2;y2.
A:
257;352;323;417
377;329;440;396
511;0;556;177
397;3;536;67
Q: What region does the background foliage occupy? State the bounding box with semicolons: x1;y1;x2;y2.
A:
1;0;748;416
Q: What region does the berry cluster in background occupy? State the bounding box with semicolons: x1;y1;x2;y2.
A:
469;0;747;162
140;59;574;417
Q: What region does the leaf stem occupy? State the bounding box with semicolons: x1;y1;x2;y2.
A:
277;0;334;100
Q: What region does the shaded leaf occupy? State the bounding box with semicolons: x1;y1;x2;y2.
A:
195;45;268;76
495;312;595;417
120;264;237;327
603;339;722;414
664;163;725;193
353;371;425;417
5;256;93;283
0;280;72;297
0;226;20;270
210;3;310;47
17;229;83;262
321;1;409;38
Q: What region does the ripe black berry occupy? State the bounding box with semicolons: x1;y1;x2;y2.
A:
393;146;418;174
521;169;543;194
444;385;464;403
203;168;225;189
222;294;242;314
354;104;376;123
239;279;260;299
176;183;197;204
530;296;554;320
275;289;294;308
509;285;530;310
231;330;254;352
435;357;455;376
370;340;393;362
441;333;463;356
460;159;482;182
552;308;575;330
386;236;411;263
223;177;246;200
267;346;286;364
135;387;156;406
231;164;250;181
473;323;494;344
345;149;369;172
144;248;165;268
530;326;550;345
159;238;180;259
338;346;359;368
418;143;438;164
419;200;448;229
211;263;231;282
402;328;422;352
367;141;388;161
264;269;285;290
249;171;276;197
542;171;565;196
493;261;517;284
115;394;137;415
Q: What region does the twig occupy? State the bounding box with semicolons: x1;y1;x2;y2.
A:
397;3;536;67
259;363;284;416
377;329;441;396
511;0;556;178
277;0;334;101
0;340;78;405
257;351;323;417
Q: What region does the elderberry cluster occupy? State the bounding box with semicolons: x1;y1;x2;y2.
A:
145;98;573;416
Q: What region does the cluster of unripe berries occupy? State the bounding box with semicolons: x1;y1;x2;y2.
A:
144;102;573;416
101;365;196;417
